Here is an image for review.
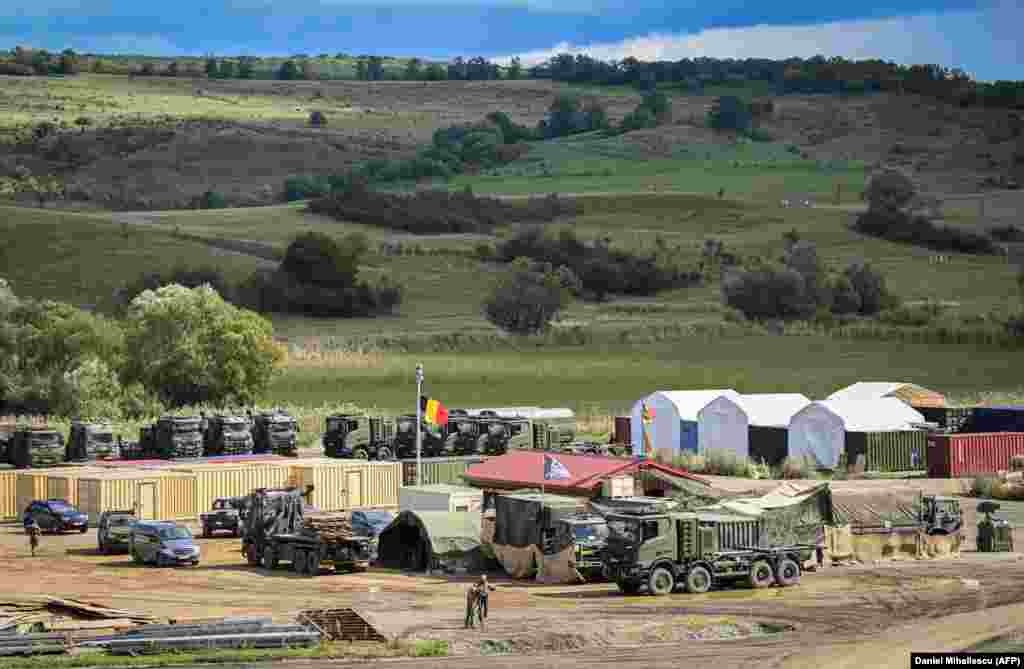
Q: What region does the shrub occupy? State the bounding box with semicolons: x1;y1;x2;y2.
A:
195;190;227;209
0;62;34;76
864;170;915;212
483;258;573;334
843;261;895;315
280;231;366;288
620;107;657;132
111;265;237;314
708;96;752;132
284;175;331;202
853;209;999;254
745;127;773;142
722;264;815;320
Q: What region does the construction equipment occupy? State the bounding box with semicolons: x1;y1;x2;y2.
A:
977;500;1014;552
241;487;372;576
919;495;962;536
392;414;447;460
9;427;64;468
140;416;203;459
67;420;118;462
252;410;299;457
602;507;814;595
323;415;394;460
203;414;254;457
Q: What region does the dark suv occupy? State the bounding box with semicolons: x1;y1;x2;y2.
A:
97;510;136;554
25;499;89;533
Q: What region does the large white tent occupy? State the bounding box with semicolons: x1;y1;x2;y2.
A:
826;382;946;407
787;398;925;469
630;390;740;457
698;394;812;458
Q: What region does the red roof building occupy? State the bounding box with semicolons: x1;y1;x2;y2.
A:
462;451;709;498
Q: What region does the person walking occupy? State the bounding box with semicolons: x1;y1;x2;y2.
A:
464;575;496;629
475;574;495;620
815;527;826;569
25;517;40;557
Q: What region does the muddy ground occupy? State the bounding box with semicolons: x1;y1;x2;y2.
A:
3;507;1023;669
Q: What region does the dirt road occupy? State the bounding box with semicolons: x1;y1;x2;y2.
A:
3;523;1023;669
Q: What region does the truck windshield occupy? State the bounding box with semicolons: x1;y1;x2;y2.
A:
109;516;134;526
158;527;192;540
270;423;293;432
226;423;248;432
606;520;638;543
573;524;609;542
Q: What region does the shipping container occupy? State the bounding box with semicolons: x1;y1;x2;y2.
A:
0;470;16;520
77;470;196;522
401;456;487;487
927;432;1024;478
912;406;973;432
748;426;789;467
399;484;483;513
600;475;635;498
845;430;928;472
967;406;1024;433
43;467;108;508
290;461;401;511
613;416;631;446
169;462;291;510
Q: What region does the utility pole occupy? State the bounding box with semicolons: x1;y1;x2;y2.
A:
415;364;423;486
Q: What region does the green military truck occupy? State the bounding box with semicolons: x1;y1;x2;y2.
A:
67;420;118;462
561;513;610;579
203;414;254;457
322;415;395;460
392;414;447;460
919;495;962;536
253;411;299;456
474;409;576;456
602;507;815;595
9;427;65;468
140;415;204;459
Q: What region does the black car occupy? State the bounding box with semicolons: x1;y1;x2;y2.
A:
25;499;89;534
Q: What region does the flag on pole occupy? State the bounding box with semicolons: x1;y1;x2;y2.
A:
642;402;655;422
420;395;448;425
543;453;571;481
641;401;654;459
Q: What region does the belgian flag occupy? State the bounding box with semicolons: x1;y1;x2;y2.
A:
420;395;449;425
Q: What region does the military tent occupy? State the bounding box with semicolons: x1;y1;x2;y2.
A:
826;382;946;408
696;481;833;546
630;389;740;457
787;399;925;469
376;510;485;573
489;491;585;581
698;393;811;458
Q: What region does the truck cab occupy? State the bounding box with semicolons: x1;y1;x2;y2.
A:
561;513;610;577
253;411;298;456
200;497;243;537
920;495;962;536
204;415;254;457
323;415;393;460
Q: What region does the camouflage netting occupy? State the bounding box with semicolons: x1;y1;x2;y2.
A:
697;481;834;546
830;490;921;527
826;525;961;562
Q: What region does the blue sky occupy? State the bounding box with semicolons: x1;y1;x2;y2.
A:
4;0;1021;81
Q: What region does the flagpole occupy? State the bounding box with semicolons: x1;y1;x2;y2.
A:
540;458;545;580
415;363;423;487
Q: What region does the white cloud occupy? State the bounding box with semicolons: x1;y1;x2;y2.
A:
494;3;1024;82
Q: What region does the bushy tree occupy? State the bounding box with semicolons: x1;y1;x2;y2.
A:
237;57;255;79
708;95;752;132
404;58;422;80
121;284;284;407
864;169;915;213
218;60;236;79
507;56;522;80
277;60;299;80
843;261;894;315
59;50;79;75
280;231;366;288
112;266;237;314
205;58;218;78
722;264;815;320
483;257;573;334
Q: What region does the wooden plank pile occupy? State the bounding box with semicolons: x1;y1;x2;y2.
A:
303;512;357;541
0;596;159;633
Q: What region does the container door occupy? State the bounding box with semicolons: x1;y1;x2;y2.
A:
137;482;156;520
346;470;363;508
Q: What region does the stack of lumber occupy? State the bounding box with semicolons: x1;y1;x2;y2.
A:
0;596;159;632
303;512;356;541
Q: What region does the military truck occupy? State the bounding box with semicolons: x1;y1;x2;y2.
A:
323;415;394;460
10;427;65;468
561;513;610;579
475;411;576;456
446;410;482;456
602;507;815;595
203;414;254;457
253;411;299;456
67;420;118;462
976;501;1014;552
200;497;244;537
241;486;372;576
919;495;962;536
392;414;447;460
140;416;203;459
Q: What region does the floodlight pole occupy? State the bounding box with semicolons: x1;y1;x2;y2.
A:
415;364;424;487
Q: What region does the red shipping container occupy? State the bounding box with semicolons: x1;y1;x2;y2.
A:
926;432;1024;478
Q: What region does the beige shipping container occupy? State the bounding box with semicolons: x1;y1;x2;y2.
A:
77;471;197;522
46;467;109;508
170;463;291;511
158;473;199;521
0;471;16;520
290;461;401;511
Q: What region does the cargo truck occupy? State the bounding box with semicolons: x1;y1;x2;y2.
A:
322;415;394;460
252;411;299;456
602;507;815;595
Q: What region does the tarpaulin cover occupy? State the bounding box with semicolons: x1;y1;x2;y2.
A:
830;491;921;526
631;390;740;457
788;399;925;468
492;492;581;550
696;481;833;546
377;510;484;571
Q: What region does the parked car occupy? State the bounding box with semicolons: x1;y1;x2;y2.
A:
129;521;201;567
200;497;244;538
24;499;89;534
97;510;136;554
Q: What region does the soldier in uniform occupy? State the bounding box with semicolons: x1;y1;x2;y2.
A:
25;516;40;557
464;575;495;628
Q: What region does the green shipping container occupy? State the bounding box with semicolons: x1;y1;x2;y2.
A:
844;431;927;472
402;456;487;487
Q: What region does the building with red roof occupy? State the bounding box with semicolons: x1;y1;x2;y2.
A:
461;450;709;499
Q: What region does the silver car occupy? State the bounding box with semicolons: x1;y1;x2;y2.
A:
129;521;201;567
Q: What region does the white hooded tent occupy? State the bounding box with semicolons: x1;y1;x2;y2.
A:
787;399;925;469
631;390;740;457
826;382;946;407
698;394;811;458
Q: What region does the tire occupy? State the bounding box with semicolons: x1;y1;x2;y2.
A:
131;548;143;565
261;549;277;571
79;526;88;534
191;560;199;567
648;567;675;596
354;448;368;460
775;558;800;587
748;560;774;589
616;580;640;595
293;550;308;574
377;447;393;461
98;541;106;555
201;525;210;539
684;565;713;594
232;527;240;538
305;552;320;576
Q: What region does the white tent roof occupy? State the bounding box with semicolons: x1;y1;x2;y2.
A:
826;382;909;402
800;398;925;431
653;390;741;421
736;394;812;427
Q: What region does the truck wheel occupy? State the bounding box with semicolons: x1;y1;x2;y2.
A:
201;525;210;538
246;545;260;566
261;549;277;571
684;565;712;594
293;550;308;574
354;448;368;460
648;567;675;596
775;558;800;587
377;447;393;461
305;552;320;576
617;580;640;595
232;527;240;538
748;560;774;589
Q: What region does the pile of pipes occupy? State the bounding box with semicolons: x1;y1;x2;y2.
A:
79;617;321;655
0;631;69;657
